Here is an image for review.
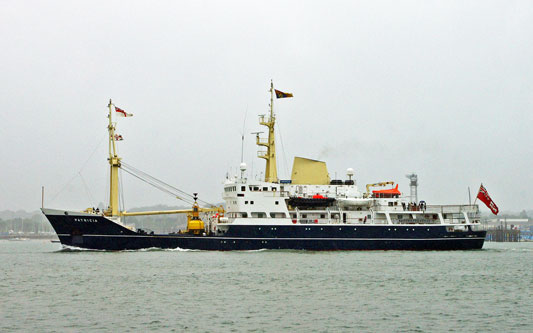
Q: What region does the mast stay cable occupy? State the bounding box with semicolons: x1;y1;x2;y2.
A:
277;117;290;179
119;167;195;206
50;134;107;204
119;162;216;207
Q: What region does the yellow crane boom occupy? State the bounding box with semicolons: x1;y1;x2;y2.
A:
120;193;224;235
365;181;395;197
120;207;224;217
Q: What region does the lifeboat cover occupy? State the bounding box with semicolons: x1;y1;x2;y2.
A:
372;184;401;195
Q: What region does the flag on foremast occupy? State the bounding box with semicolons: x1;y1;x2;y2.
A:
115;106;133;117
476;184;499;215
274;89;293;98
114;134;124;141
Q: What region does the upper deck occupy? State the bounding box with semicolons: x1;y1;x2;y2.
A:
219;176;480;227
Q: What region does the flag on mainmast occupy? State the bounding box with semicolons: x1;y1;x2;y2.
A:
274;89;293;99
476;184;499;215
114;134;124;141
115;106;133;117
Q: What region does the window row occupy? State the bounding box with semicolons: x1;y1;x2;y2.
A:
226;212;287;218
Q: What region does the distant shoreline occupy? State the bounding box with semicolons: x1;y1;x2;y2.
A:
0;234;58;240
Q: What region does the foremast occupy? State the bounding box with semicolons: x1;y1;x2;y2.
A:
256;81;278;183
106;99;121;217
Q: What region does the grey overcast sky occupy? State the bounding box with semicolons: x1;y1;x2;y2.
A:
1;1;532;213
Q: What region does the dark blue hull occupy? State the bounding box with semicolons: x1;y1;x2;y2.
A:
44;212;486;251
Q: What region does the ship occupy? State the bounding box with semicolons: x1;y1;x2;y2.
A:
42;82;486;251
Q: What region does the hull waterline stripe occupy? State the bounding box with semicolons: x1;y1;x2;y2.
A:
56;234;485;241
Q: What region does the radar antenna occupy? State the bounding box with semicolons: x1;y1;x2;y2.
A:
405;173;418;203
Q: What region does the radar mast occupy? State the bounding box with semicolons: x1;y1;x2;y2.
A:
255;80;278;183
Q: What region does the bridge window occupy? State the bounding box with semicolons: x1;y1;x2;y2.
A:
229;212;247;218
241;186;246;191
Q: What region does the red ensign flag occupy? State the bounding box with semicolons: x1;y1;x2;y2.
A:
477;184;499;215
115;106;133;117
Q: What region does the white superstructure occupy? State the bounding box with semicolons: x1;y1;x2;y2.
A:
214;170;481;235
212;81;481;235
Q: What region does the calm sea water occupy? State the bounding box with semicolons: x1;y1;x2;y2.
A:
1;240;531;332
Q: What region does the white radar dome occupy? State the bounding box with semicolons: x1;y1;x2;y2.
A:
346;168;355;177
240;163;247;172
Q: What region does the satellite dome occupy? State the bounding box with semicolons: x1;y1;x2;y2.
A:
346;168;355;177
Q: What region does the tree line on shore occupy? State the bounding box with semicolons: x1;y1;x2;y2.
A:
0;205;196;234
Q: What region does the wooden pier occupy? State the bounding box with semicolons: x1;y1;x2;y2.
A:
484;221;521;242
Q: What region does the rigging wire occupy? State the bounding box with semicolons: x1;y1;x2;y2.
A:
276;115;290;179
119;168;125;214
79;134;108;173
120;161;216;207
49;173;78;204
104;164;109;210
120;167;192;204
78;172;95;207
50;134;107;203
119;165;199;206
120;163;193;199
240;105;248;163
